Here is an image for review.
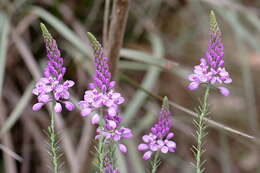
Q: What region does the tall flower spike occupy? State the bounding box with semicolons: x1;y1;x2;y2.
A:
41;23;66;81
78;32;132;154
32;23;75;112
138;97;176;161
188;11;232;96
87;32;115;93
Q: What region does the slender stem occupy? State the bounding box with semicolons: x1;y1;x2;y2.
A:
97;137;105;172
195;86;210;173
49;103;59;173
151;151;160;173
108;140;116;170
97;118;105;173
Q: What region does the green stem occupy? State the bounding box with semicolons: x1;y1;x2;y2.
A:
97;120;105;173
195;86;210;173
151;151;160;173
49;103;59;173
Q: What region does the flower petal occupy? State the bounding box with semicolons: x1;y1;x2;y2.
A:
218;86;229;96
64;101;75;111
81;107;92;117
138;144;149;151
32;103;44;111
143;151;153;160
188;82;200;91
166;132;174;139
91;113;100;125
119;144;127;153
165;140;176;148
161;146;169;153
54;102;62;113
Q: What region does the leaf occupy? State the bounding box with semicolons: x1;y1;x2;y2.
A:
31;6;92;58
122;33;164;126
0;12;10;97
30;6;178;71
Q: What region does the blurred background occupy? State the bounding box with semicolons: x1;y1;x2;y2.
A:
0;0;260;173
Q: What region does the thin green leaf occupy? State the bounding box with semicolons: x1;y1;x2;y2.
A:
30;6;178;71
123;33;164;126
0;12;10;96
31;6;92;58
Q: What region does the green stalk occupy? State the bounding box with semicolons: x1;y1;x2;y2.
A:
97;119;105;173
151;151;160;173
194;86;210;173
108;140;116;170
97;136;105;172
48;103;59;173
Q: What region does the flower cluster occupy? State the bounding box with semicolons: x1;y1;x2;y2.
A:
32;24;75;112
138;97;176;160
188;11;232;96
79;32;133;153
95;126;132;153
79;90;124;118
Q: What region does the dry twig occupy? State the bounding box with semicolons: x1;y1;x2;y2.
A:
107;0;130;78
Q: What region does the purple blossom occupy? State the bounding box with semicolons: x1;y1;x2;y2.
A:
138;97;176;160
79;89;124;117
32;24;75;112
79;32;132;153
95;126;133;153
188;16;232;96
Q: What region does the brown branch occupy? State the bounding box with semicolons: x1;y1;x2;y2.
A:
103;0;111;49
107;0;130;78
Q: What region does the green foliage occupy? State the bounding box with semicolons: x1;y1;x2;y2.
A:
95;137;105;172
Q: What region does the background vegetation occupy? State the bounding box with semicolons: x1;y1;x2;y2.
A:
0;0;260;172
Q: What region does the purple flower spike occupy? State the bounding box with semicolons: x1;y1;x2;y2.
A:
188;12;232;96
79;32;132;153
138;97;176;160
32;23;75;112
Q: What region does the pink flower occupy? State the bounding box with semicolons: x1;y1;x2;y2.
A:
188;20;232;96
32;24;75;112
138;97;176;160
32;78;75;112
78;33;133;156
